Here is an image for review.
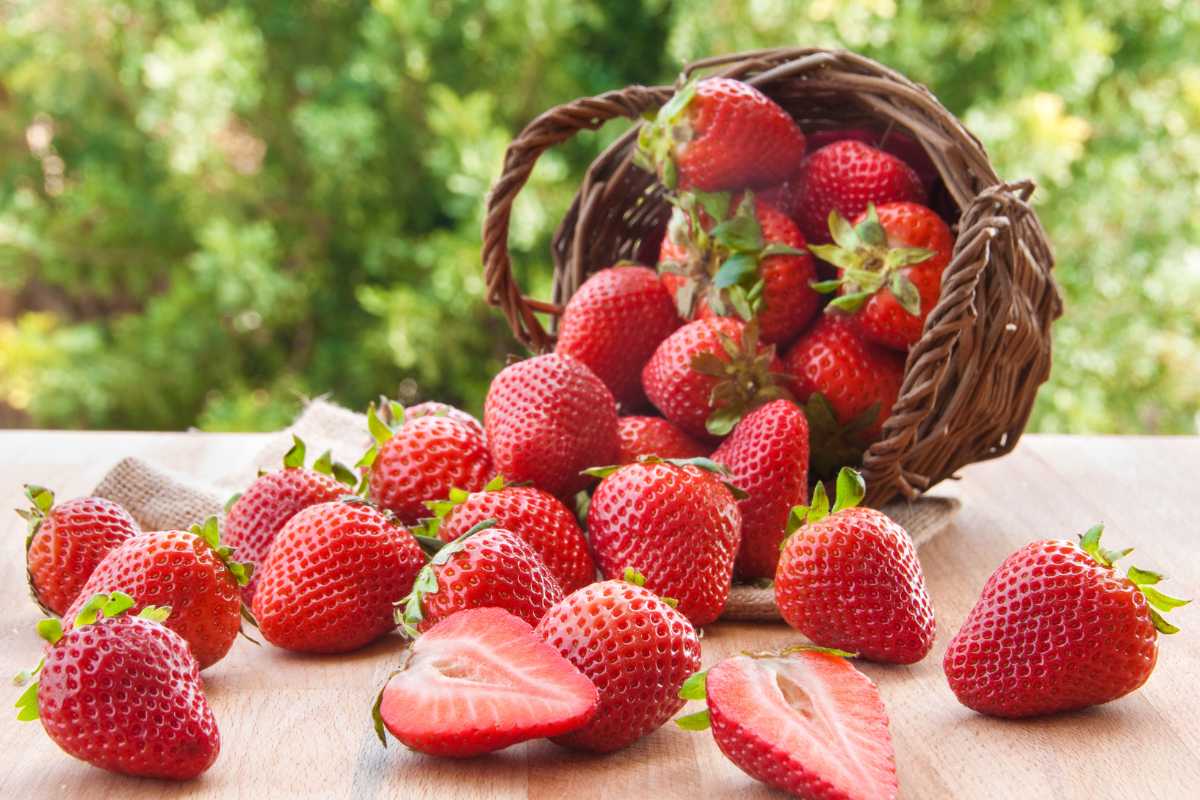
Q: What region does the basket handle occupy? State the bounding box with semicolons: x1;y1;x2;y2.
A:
482;84;674;352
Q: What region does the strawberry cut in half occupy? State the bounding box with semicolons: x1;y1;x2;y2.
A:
677;647;898;800
373;607;599;758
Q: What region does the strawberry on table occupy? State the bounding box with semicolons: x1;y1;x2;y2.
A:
63;517;251;670
712;399;809;580
555;264;681;411
15;592;219;780
775;468;936;664
404;401;484;437
253;498;424;654
374;607;598;757
811;202;954;351
585;458;741;626
617;415;709;463
536;572;702;752
19;485;139;616
636;77;806;192
223;435;355;604
485;352;620;499
676;647;898;800
944;525;1189;718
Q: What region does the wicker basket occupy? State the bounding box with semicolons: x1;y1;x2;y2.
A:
482;47;1062;508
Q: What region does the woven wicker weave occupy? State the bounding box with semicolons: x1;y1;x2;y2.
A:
482;48;1061;507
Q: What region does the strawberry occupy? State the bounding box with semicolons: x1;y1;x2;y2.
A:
944;525;1189;718
617;416;709;463
811;202;954;351
430;477;596;593
642;317;787;440
636;77;806;192
795;140;926;245
658;193;820;346
485;352;620;498
782;314;905;476
676;647;898;800
712;399;809;580
223;436;354;604
555;265;681;411
63;517;251;669
253;498;424;654
15;593;219;780
405;401;484;437
19;485;139;616
374;607;598;757
775;469;935;664
806;127;939;192
585;459;741;626
536;572;702;752
362;401;494;526
397;521;563;634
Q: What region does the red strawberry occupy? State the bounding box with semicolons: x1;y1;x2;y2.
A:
536;573;702;752
676;648;898;800
364;402;494;526
19;486;139;616
64;518;250;669
555;265;681;411
775;469;935;664
944;525;1188;718
636;77;806;192
15;593;219;780
374;607;598;757
782;314;904;476
586;459;741;626
658;194;821;346
796;140;925;245
405;401;484;437
806;127;939;192
759;174;803;219
811;202;954;351
253;499;424;653
485;353;620;498
617;416;709;463
223;436;354;604
712;399;809;580
432;478;596;593
397;522;563;634
642;317;787;440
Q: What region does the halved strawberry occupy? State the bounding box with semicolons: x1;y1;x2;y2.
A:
677;648;898;800
373;607;598;758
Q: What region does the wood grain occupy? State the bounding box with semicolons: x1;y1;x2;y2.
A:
0;432;1196;799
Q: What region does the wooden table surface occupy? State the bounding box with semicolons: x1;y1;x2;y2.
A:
1;431;1196;799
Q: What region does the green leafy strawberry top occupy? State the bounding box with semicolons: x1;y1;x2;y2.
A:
783;467;867;544
1077;524;1189;635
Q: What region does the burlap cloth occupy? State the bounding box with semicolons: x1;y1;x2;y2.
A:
93;399;958;623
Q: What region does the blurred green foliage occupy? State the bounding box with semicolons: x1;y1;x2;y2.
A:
1;0;1197;434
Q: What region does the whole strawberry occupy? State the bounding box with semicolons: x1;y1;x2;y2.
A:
795;140;925;245
775;469;935;664
15;593;219;780
806;127;939;192
363;401;494;526
617;416;709;464
586;458;741;626
397;521;563;634
64;517;251;669
642;317;787;440
555;265;681;411
405;401;484;437
536;572;702;752
223;436;354;604
485;352;620;498
431;477;596;593
636;77;806;192
811;202;954;351
944;525;1188;718
253;499;424;653
712;399;809;579
19;485;139;616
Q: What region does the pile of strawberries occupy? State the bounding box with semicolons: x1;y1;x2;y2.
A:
12;76;1189;800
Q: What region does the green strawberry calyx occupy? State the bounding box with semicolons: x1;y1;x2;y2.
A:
1077;525;1190;635
353;399;409;493
18;485;59;616
781;467;866;548
394;518;499;638
13;592;171;722
689;318;792;436
802;393;878;481
634;79;699;190
620;566;680;608
809;204;933;316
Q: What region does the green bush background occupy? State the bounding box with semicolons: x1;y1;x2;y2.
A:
2;0;1198;434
